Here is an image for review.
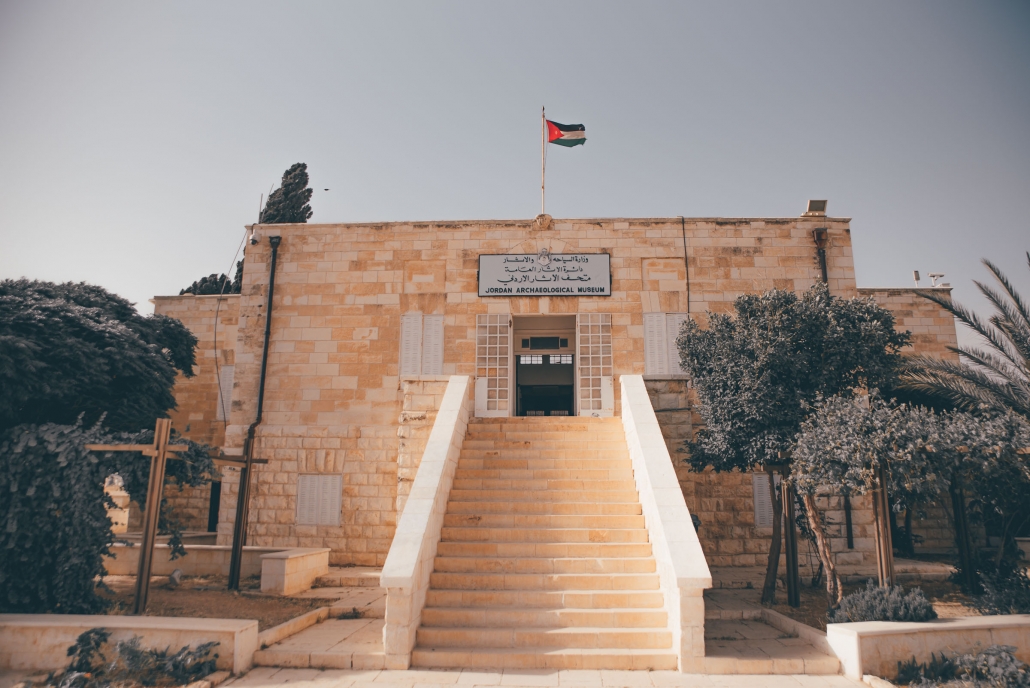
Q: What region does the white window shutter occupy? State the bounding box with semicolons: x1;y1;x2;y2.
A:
422;315;444;375
297;475;316;525
215;364;235;421
752;472;782;529
643;313;668;375
297;474;342;526
399;312;423;376
665;313;688;375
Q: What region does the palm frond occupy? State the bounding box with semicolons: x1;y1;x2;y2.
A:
983;257;1030;334
901;356;1025;414
956;345;1025;384
914;288;1017;364
974;280;1030;366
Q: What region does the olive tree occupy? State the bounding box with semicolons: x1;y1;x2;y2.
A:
679;283;909;604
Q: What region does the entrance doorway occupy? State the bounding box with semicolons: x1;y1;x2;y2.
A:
513;315;576;417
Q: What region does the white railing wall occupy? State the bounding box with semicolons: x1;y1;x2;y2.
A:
380;375;473;669
620;374;712;672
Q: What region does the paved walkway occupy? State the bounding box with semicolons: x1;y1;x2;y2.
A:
223;668;866;688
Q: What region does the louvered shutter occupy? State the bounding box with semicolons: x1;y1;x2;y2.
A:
317;475;342;526
665;313;689;375
422;315;444;375
399;312;423;376
752;472;782;529
643;313;667;375
215;364;235;421
297;475;317;525
297;474;342;526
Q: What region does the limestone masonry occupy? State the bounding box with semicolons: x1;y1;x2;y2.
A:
153;213;959;576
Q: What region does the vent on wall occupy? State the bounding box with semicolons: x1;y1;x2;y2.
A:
297;474;343;526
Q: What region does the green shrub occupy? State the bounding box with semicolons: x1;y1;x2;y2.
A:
0;421;214;613
45;628;218;688
973;563;1030;615
894;645;1030;687
828;580;938;623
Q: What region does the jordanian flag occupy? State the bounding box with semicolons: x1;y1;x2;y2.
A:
546;120;586;147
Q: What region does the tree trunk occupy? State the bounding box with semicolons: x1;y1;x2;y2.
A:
871;464;896;587
903;508;914;558
802;492;842;606
761;467;783;605
949;479;979;594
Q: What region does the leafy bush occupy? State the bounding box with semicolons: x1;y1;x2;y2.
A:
179;261;242;296
0;421;214;613
896;652;957;685
895;645;1030;687
0;279;197;432
828;580;938;623
973;562;1030;615
45;628;218;688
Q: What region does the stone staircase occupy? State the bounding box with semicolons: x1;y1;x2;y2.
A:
410;417;678;670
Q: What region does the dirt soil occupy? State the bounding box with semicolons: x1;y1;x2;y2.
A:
100;575;325;631
767;580;978;631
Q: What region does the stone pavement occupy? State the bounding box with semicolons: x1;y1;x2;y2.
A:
223;668;866;688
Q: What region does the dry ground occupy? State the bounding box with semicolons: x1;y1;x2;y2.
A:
100;575;325;631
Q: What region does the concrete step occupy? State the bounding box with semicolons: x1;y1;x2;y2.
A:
435;541;653;558
445;501;641;516
410;647;678;670
454;468;635;480
421;606;667;628
442;513;646;529
433;556;656;575
424;588;666;609
440;527;649;544
448;489;640;503
313;567;381;588
457;457;630;467
461;440;629;452
428;572;660;591
451;478;636;491
416;626;672;650
466;433;627;443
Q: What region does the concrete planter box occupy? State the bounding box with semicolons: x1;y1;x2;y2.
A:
0;614;258;674
104;544;328;595
826;615;1030;680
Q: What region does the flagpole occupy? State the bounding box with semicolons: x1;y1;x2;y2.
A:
541;106;546;215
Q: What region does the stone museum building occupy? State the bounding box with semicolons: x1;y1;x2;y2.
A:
154;204;958;579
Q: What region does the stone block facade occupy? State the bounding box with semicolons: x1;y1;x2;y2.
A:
152;215;958;570
152;293;239;531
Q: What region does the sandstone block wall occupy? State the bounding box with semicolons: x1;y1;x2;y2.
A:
156;216;926;566
150;294;239;531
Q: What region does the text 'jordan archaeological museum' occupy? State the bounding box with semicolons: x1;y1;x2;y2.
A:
153;203;959;668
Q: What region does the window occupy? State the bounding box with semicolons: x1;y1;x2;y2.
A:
215;364;235;421
643;312;689;375
399;312;444;376
550;354;573;365
519;354;543;364
297;474;342;526
529;336;560;350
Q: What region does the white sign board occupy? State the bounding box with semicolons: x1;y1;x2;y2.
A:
479;253;611;297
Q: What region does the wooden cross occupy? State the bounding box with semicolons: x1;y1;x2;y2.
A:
87;418;186;615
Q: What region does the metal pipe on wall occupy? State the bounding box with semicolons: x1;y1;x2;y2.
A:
228;234;282;590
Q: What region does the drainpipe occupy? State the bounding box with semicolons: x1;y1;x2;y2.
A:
812;228;829;284
228;234;282;590
679;216;690;315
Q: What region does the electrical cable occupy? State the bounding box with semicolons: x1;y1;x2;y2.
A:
213;227;250;431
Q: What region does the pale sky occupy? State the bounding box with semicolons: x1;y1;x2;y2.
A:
1;1;1028;348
